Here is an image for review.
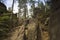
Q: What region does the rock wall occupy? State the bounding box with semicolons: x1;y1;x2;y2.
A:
49;9;60;40
49;0;60;40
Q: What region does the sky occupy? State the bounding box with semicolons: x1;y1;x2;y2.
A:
5;0;45;13
5;0;18;13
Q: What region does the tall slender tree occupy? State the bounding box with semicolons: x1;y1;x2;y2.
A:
10;0;15;27
18;0;28;40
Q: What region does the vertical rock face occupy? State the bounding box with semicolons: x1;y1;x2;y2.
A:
27;19;41;40
49;10;60;40
49;0;60;40
27;21;37;40
51;0;60;11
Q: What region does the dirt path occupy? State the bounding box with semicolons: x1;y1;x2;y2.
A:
9;25;25;40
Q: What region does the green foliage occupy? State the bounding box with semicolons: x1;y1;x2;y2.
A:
0;12;18;40
0;13;10;40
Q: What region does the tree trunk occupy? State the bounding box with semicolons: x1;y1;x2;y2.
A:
11;0;14;27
